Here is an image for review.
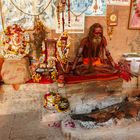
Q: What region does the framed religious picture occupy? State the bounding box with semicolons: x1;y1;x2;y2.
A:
128;0;140;29
108;12;118;26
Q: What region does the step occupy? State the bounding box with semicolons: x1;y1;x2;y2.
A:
0;83;58;115
61;116;140;140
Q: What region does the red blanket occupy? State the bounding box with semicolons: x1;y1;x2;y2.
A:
65;73;120;84
27;73;120;84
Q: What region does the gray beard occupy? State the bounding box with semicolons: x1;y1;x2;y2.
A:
92;36;102;46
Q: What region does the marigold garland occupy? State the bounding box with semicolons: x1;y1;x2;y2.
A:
44;91;69;112
1;24;30;58
56;31;70;73
56;0;71;31
32;72;42;82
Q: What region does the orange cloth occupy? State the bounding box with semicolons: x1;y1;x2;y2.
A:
83;58;103;66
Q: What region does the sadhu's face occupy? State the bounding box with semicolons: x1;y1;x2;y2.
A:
92;27;102;45
93;27;102;37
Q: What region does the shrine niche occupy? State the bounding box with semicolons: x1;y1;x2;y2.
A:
30;19;49;82
46;39;57;69
45;38;58;81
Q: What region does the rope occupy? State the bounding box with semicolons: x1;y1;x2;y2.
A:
9;0;52;16
69;6;89;18
66;2;90;18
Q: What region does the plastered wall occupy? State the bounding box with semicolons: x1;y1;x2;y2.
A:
54;6;140;62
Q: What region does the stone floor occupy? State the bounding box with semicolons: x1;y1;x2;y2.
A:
0;111;65;140
0;77;140;140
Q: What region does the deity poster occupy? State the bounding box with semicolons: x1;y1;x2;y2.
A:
39;0;56;30
1;0;56;30
56;13;85;33
70;0;106;16
1;0;34;29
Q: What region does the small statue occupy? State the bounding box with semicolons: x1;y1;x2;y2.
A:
56;31;71;73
